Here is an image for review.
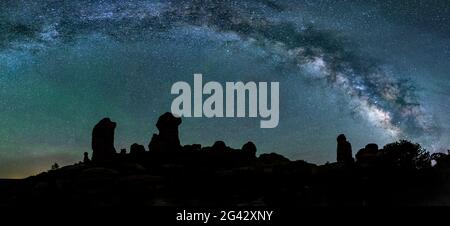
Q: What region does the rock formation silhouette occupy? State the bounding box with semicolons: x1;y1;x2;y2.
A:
356;143;379;167
148;112;182;152
85;112;259;168
91;118;117;162
242;141;257;157
212;140;228;152
336;134;354;164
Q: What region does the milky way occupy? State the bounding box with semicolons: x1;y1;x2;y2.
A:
1;0;449;178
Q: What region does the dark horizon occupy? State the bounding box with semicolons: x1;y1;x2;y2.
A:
1;111;449;208
1;112;447;179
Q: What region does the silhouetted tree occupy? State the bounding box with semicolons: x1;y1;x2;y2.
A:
51;163;59;170
381;140;431;170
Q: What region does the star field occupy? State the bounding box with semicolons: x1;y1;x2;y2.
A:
0;0;449;178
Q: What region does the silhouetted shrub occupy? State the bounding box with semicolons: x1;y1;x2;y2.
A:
51;163;59;170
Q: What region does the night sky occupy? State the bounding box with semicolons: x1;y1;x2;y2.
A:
1;0;449;178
